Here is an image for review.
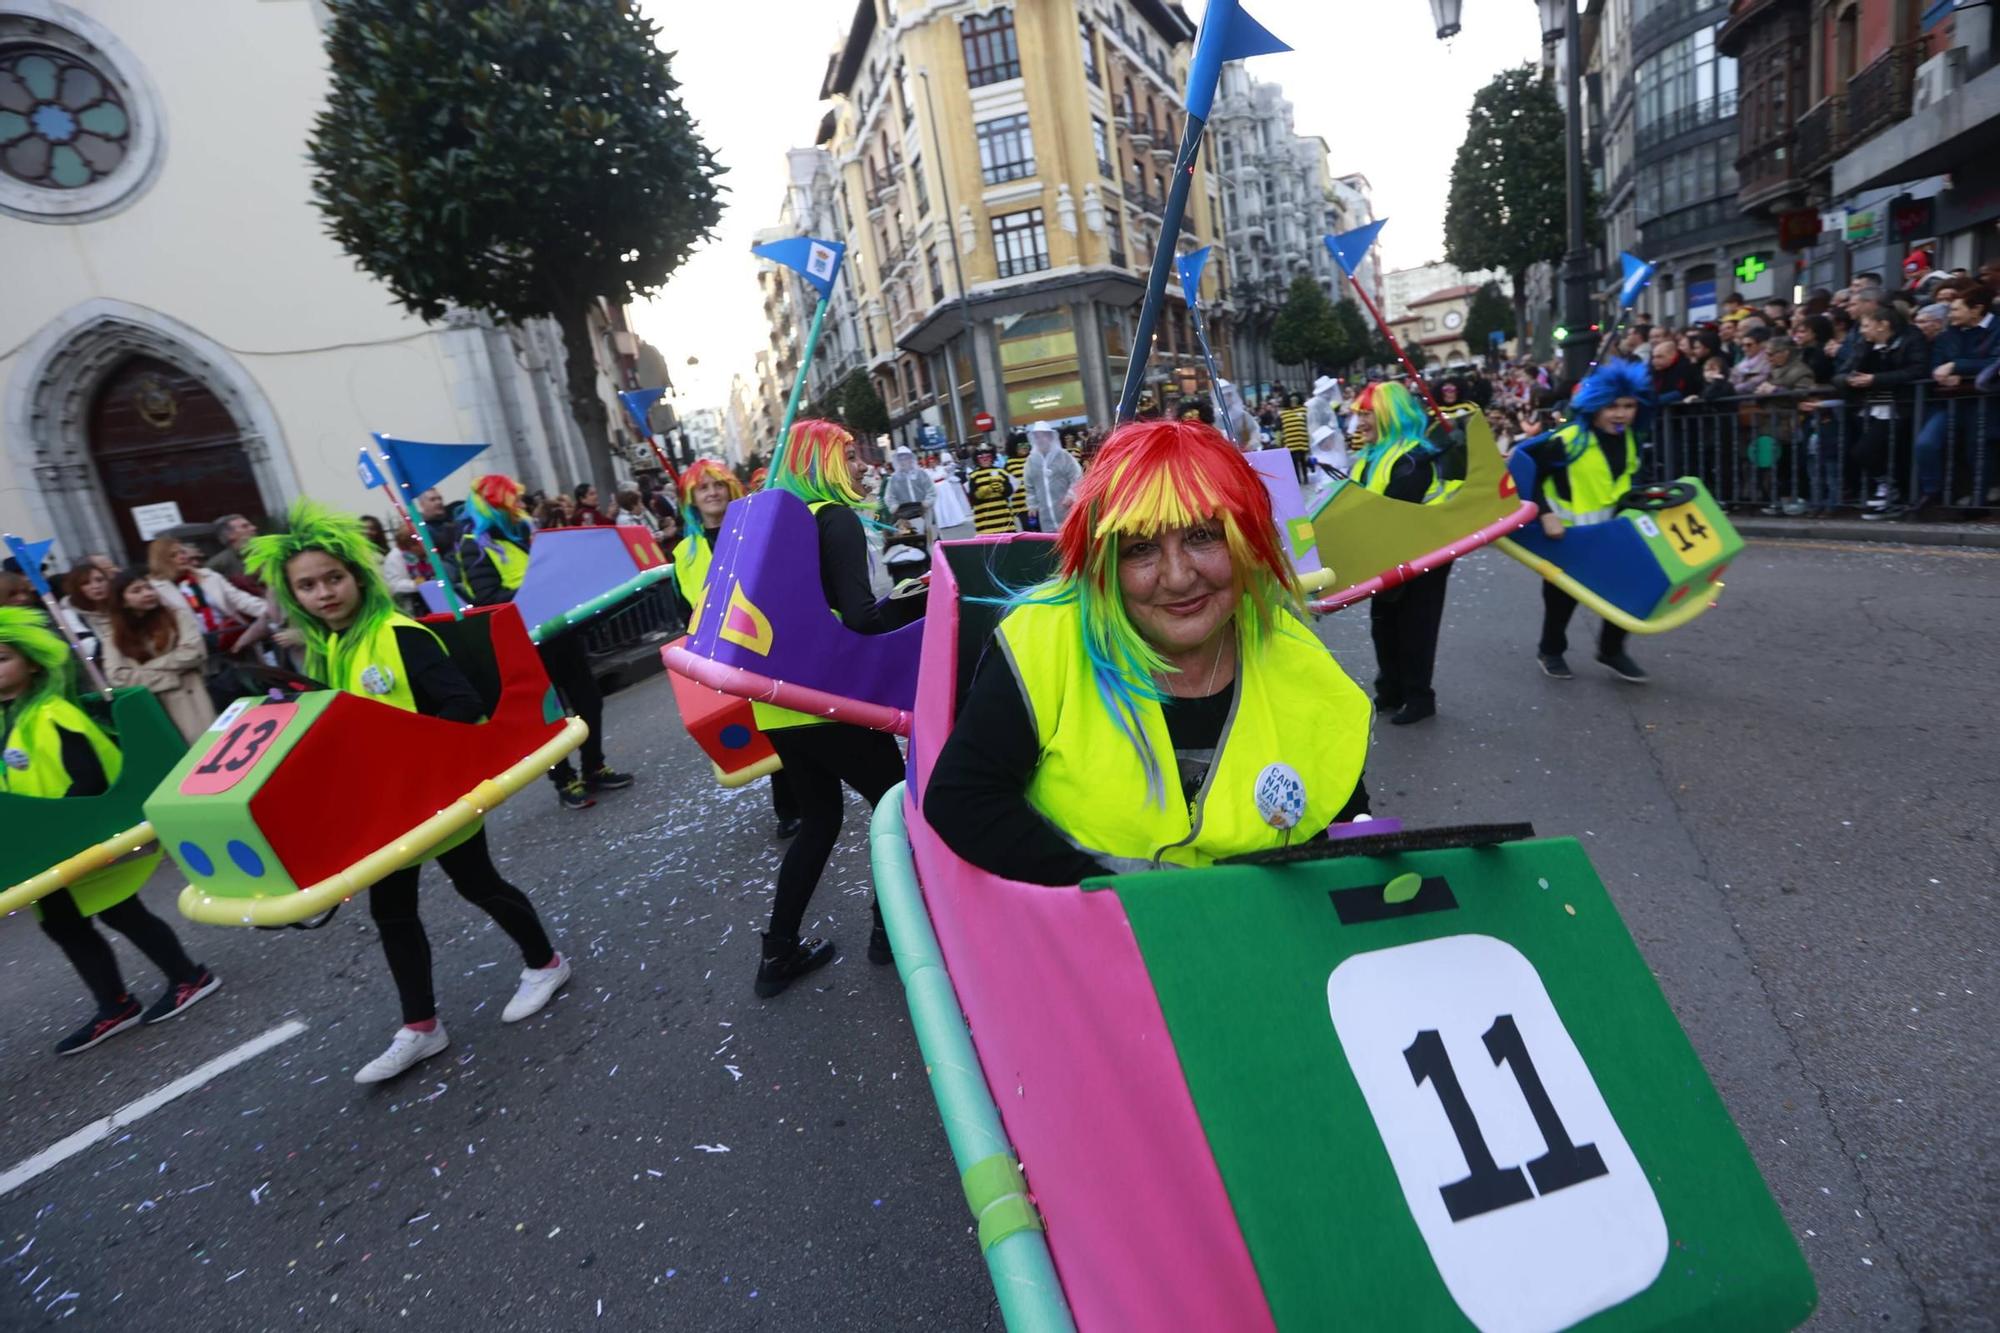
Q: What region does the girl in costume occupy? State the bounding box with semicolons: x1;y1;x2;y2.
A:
668;458;800;838
752;419;920;997
101;568;216;740
246;502;571;1084
924;419;1373;884
1518;359;1652;683
927;449;974;534
965;443;1019;535
1351;382;1459;725
0;608;219;1056
458;474;634;812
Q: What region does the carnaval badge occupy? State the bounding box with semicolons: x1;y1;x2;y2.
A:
360;665;397;696
1254;761;1306;830
3;746;29;772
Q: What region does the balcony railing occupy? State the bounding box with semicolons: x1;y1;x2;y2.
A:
1136;191;1165;217
1736;126;1796;203
1845;42;1921;146
1794;95;1845;176
1129;114;1154;146
1634;88;1739;152
1633;0;1729;55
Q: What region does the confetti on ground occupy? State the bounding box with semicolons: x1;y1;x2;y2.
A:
693;1144;731;1154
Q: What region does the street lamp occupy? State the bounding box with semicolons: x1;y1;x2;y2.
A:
1535;0;1594;389
1429;0;1464;41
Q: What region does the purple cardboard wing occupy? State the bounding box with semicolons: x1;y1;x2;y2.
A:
1245;448;1325;580
670;491;924;733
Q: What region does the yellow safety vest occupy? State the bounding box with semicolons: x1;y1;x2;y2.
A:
1547;422;1639;526
460;534;529;593
673;531;713;624
325;613;444;715
3;697;158;916
1355;440;1456;504
997;599;1371;869
751;501;836;732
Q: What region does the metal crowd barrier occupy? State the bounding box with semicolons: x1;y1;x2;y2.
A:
580;579;684;660
1644;385;2000;518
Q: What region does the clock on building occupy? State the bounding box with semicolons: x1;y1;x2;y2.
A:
1443;310;1464;330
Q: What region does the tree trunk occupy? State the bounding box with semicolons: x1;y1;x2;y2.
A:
553;301;619;507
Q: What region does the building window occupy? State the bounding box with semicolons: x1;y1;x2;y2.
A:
960;9;1021;88
911;153;930;215
928;248;944;303
1079;18;1100;86
896;60;915;126
1633;26;1737;145
976;113;1035;185
1107;208;1126;266
1092;117;1112;177
0;13;162;225
991;208;1050;278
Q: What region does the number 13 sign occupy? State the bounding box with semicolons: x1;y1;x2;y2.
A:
1329;935;1667;1333
179;702;299;797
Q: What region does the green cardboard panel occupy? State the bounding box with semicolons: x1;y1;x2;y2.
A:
1107;838;1814;1331
144;693;334;898
1627;482;1744;620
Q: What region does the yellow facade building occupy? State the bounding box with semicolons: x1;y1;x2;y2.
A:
818;0;1232;442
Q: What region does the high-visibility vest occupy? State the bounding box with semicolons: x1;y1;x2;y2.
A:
461;534;529;593
2;697;157;917
997;598;1371;869
1546;422;1639;526
673;531;713;624
1355;439;1456;504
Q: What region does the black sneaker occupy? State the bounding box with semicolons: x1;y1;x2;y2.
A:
776;816;802;839
55;997;142;1056
1597;651;1650;683
868;909;893;965
1388;701;1436;726
1537;653;1573;680
754;932;835;998
557;779;597;811
584;766;635;792
143;969;220;1024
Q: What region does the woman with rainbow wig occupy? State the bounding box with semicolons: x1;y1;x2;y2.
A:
456;472;634;811
1517;358;1653;683
925;419;1373;884
667;457;801;836
246;501;571;1084
1350;380;1461;725
750;418;920;997
0;607;219;1056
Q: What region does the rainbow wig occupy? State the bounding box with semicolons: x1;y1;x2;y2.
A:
0;606;78;725
464;473;530;548
1021;418;1302;806
679;457;745;538
763;418;865;510
244;500;399;683
1366;381;1432;449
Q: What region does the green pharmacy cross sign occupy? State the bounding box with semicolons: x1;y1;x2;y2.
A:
1735;254;1769;284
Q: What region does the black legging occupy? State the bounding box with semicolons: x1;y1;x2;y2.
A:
537;632;604;784
769;769;799;822
369;827;555;1024
40;889;201;1014
1538;580;1629;659
764;723;905;939
1369;561;1453;709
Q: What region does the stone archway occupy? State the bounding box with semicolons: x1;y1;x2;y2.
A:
88;354;269;557
2;298;296;562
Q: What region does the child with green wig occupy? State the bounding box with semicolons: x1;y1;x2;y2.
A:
245;502;572;1085
0;607;218;1056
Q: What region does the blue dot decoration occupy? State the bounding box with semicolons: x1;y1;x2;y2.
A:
178;841;214;877
226;840;266;878
719;724;752;750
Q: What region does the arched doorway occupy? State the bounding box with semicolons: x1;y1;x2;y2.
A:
88;355;267;557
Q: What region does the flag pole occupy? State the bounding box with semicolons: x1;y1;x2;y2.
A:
1346;278;1444;419
373;439;465;620
775;294;830;453
1188;302;1236;441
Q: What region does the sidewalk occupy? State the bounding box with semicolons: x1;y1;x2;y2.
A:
1732;513;2000;549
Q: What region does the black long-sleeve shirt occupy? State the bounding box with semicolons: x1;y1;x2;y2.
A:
394;624;483;722
924;641;1367;885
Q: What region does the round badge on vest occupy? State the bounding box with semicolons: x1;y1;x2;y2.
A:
2;746;28;772
1254;761;1307;830
360;665;397;696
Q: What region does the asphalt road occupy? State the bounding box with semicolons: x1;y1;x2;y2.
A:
0;537;1993;1330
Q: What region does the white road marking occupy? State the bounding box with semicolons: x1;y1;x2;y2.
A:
0;1020;308;1199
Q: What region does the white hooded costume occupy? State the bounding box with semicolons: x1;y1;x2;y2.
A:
928;449;974;529
1022;423;1083;528
1306;374;1349;474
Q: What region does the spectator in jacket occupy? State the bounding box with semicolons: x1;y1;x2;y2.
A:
1730;325;1773;393
1835;309;1933;517
101;568;214;740
202;514;258;584
1911;290;2000;510
1650;337;1704;402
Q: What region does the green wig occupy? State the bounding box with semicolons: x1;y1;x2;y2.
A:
244;500;399;682
0;606;78;725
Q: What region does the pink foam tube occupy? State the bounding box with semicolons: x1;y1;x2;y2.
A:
1309;500;1538;615
662;645;913;736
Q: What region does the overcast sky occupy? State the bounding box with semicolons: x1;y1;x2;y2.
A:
630;0;1546;412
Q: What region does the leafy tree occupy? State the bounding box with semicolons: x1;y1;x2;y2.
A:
1330;299;1372;373
840;373;892;438
1444;67;1580;346
1369;330;1429;374
308;0;724;500
1464;282;1514;357
1270;273;1339;373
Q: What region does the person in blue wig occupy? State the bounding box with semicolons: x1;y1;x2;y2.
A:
1519;359;1653;683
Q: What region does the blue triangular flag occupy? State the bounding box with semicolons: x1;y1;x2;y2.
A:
751;236;846;300
372;434;489;497
1185;2;1290;121
356;448;386;491
2;533;55;597
620;387;667;435
1325;220;1387;279
1619;252;1658;309
1176;246;1213;307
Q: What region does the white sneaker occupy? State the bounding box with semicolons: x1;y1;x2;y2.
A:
354;1022;449;1085
502;954;571;1023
